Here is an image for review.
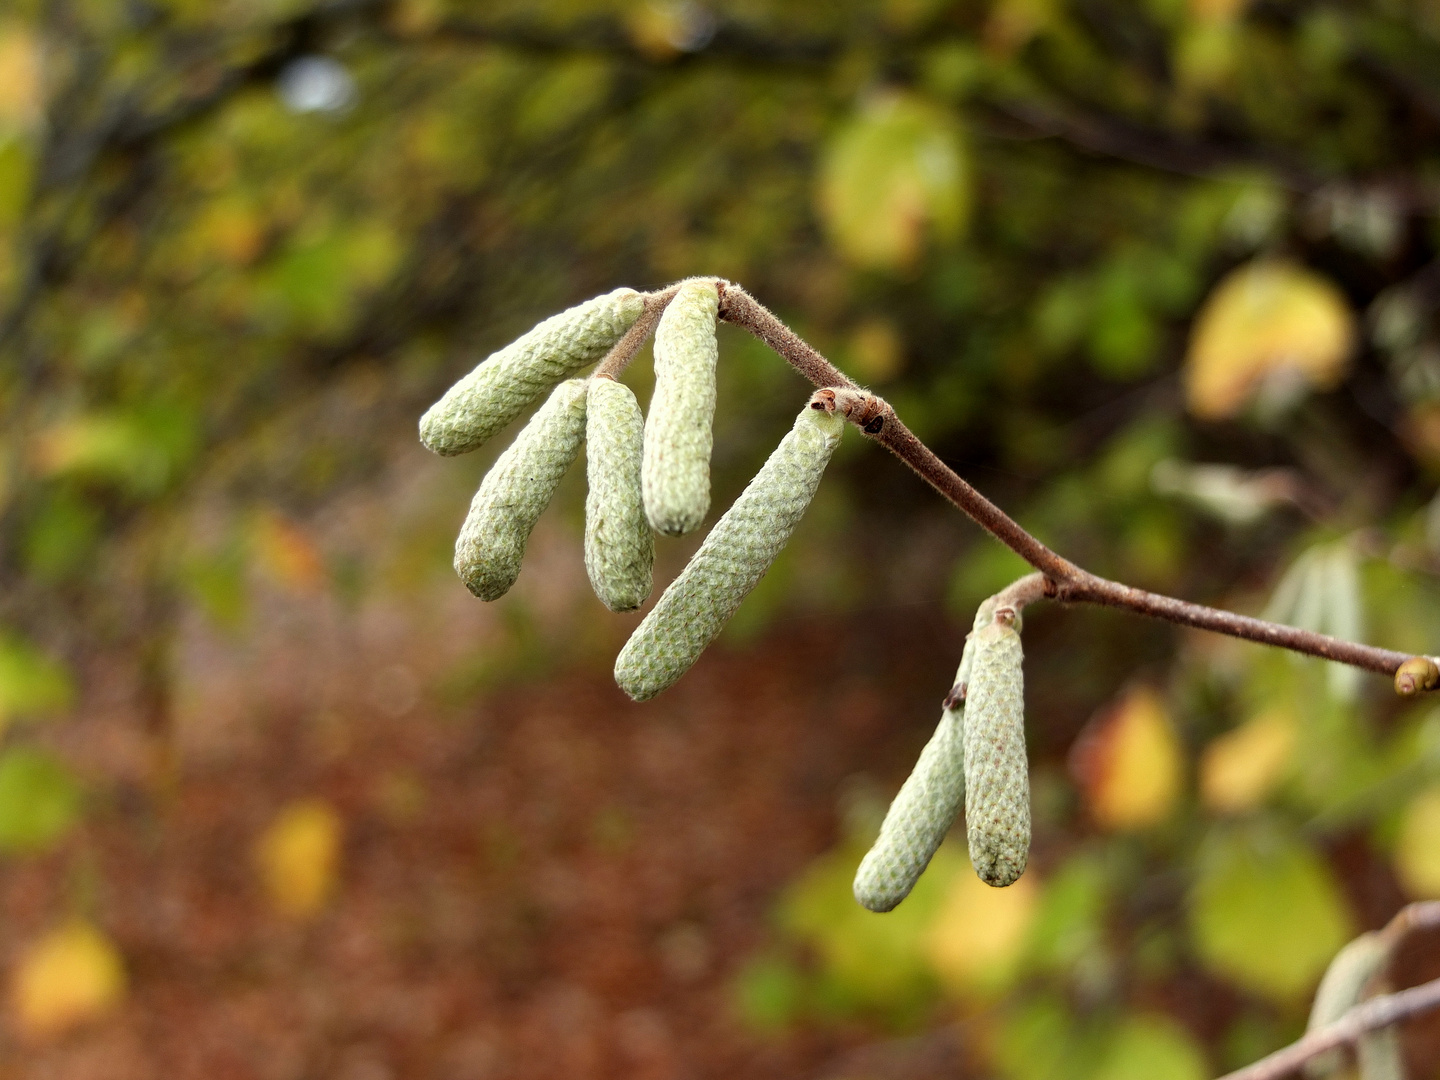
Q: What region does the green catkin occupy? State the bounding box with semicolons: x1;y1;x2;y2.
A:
963;616;1030;887
584;378;654;612
853;599;999;912
615;404;844;701
643;279;719;536
420;288;644;457
454;379;588;601
1305;932;1393;1079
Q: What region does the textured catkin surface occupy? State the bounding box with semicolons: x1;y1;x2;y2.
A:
585;378;654;612
454;379;588;601
420;288;643;457
963;621;1030;887
643;280;719;536
615;405;843;701
852;599;1000;912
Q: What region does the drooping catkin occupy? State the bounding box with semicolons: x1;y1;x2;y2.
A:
853;599;999;913
643;280;719;536
420;288;644;457
1305;932;1391;1078
585;378;654;612
615;403;844;701
454;379;588;601
963;616;1030;887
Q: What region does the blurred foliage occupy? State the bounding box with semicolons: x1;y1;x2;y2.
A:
7;921;125;1042
0;0;1439;1064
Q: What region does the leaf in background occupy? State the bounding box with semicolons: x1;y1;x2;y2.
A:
817;92;968;270
0;748;82;854
925;859;1038;999
250;509;327;594
777;839;959;1020
254;798;343;919
0;632;72;729
1184;260;1354;420
1262;540;1364;701
1393;786;1440;898
1092;1014;1208;1080
1189;827;1352;1000
1070;687;1184;831
32;404;198;497
9;922;125;1041
0;23;41;129
1026;854;1110;977
1200;706;1296;813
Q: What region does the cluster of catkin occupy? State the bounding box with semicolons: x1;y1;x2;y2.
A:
420;280;1036;907
419;280;845;704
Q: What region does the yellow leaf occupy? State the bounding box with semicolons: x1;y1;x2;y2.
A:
1394;786;1440;899
1200;706;1296;813
1070;687;1184;830
817;93;968;270
1184;260;1354;420
10;922;125;1041
0;26;41;129
925;863;1038;998
250;510;326;594
255;798;343;919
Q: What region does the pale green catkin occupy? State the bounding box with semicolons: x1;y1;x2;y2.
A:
420;288;644;457
643;279;719;536
615;404;844;701
584;378;654;612
963;619;1030;887
1305;932;1391;1079
853;599;999;913
454;379;588;601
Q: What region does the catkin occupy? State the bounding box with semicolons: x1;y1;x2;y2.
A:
454;379;588;601
853;599;999;912
1305;932;1391;1079
643;280;719;536
963;618;1030;887
420;288;644;457
585;378;654;612
615;404;844;701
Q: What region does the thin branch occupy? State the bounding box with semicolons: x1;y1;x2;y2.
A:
1216;975;1440;1080
592;287;677;380
716;283;1428;683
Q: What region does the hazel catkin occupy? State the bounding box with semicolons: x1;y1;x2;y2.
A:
615;402;843;701
585;377;654;613
853;599;999;912
454;379;588;601
420;288;643;457
962;615;1030;887
643;279;719;536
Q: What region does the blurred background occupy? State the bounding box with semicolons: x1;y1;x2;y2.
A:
2;0;1440;1076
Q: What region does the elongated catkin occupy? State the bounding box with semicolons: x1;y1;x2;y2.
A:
853;599;999;912
585;378;654;612
643;280;719;536
615;404;843;701
421;288;643;457
454;379;588;601
1305;932;1391;1078
963;618;1030;887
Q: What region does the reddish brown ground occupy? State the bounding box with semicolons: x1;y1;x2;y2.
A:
0;612;968;1080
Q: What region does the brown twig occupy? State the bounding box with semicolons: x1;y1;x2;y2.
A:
592;287;678;380
1216;975;1440;1080
717;284;1428;684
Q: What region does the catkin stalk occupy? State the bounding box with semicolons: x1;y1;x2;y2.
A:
615;404;844;701
963;619;1030;887
454;379;588;601
585;378;654;612
853;599;999;912
643;280;719;536
421;288;644;457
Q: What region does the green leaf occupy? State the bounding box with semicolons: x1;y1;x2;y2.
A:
0;633;73;726
817;92;968;270
1189;825;1352;1000
0;748;83;854
1093;1015;1208;1080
